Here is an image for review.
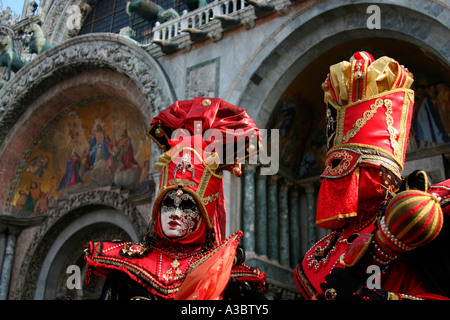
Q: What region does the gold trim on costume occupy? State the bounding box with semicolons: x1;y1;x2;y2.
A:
341;98;397;154
162;165;169;188
168;179;197;188
315;212;358;226
328;89;413;169
187;232;241;273
203;192;220;205
92;256;182;295
396;90;412;165
197;170;212;198
294;264;317;299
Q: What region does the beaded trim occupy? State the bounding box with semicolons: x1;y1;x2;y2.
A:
305;232;340;271
379;216;414;251
92;256;183;295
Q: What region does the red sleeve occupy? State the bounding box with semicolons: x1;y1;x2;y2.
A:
383;259;449;300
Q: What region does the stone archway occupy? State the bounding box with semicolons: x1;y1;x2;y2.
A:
230;0;450;277
15;188;147;300
40;0;99;45
0;33;175;300
0;32;175;142
34;208;138;300
231;0;450;128
0;33;176;213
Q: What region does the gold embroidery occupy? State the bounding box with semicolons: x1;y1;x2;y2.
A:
203;192;220;205
162;165;169;188
342;99;398;158
383;99;400;159
329;89;413;170
197;169;212;198
343;98;381;142
396;91;413;165
92;257;181;295
163;259;183;281
168;179;197;187
323;150;354;176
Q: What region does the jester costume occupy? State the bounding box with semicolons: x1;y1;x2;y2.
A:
85;97;266;300
294;52;450;300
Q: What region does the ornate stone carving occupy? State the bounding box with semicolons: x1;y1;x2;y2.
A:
0;6;19;27
0;33;174;148
14;187;148;299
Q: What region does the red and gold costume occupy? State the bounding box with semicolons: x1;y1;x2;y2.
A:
85;97;266;300
294;52;450;300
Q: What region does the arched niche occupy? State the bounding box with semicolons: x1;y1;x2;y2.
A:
0;33;175;299
34;207;139;300
234;1;450;178
0;33;176;213
15;188;148;300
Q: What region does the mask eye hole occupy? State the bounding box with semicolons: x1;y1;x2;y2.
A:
162;196;175;207
331;158;342;169
180;199;196;210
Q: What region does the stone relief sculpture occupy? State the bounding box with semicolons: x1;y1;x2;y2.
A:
126;0;179;25
25;23;53;55
25;1;39;19
0;6;19;27
1;34;174;215
0;35;25;81
182;0;208;11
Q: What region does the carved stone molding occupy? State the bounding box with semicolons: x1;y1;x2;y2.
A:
41;0;99;45
14;187;148;299
0;33;176;149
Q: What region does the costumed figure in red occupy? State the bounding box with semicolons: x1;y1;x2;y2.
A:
85;97;266;300
293;52;450;300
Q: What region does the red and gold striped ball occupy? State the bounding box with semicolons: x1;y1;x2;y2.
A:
385;189;444;247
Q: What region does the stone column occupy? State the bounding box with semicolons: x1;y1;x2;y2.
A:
289;186;300;267
304;184;317;247
0;226;6;275
255;168;267;257
278;180;290;266
0;214;46;300
242;165;256;252
267;175;279;261
148;170;162;232
0;228;18;300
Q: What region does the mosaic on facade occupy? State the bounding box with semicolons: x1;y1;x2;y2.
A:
8;98;151;216
273;80;450;180
271;93;327;179
409;83;450;150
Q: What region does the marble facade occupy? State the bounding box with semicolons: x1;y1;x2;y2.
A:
0;0;448;299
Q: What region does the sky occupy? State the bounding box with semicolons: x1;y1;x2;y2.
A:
2;0;41;19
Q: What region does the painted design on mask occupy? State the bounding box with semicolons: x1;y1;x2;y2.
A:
160;190;201;238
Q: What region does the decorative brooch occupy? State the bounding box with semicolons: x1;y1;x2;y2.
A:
173;154;195;179
120;243;149;258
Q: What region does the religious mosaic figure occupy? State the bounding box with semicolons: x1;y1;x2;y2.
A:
294;52;450;300
85;97;266;300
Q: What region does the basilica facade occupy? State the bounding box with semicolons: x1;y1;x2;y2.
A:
0;0;448;299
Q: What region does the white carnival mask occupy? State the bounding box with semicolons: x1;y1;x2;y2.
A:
160;190;201;238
